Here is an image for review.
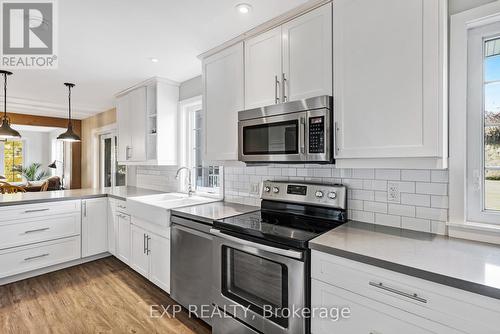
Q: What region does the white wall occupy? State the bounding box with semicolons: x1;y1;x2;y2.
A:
179;75;202;101
19;130;51;169
449;0;496;15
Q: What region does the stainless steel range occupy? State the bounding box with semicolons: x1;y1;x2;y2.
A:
211;181;347;334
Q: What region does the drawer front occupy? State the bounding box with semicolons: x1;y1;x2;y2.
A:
0;200;81;223
0;236;81;279
0;213;81;250
114;199;128;214
311;279;458;334
312;250;500;333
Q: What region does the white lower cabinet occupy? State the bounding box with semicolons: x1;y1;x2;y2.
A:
81;198;108;257
116;213;131;264
129;220;170;293
311;251;500;334
0;236;81;279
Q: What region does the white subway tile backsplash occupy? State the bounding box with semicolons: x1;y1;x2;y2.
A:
416;182;448;196
401;193;430;207
364;201;388;214
402;217;431;232
431;195;449;209
221;166;449;235
375;213;401;228
431;170;448;183
375;169;401;180
351;189;375;201
416;207;448;222
401;170;431;182
388;204;415;217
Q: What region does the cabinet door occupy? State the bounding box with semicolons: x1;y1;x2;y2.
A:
282;3;332;102
129;87;147;162
116;94;131;162
203;42;244;161
116;213;131;264
333;0;443;159
130;225;149;279
244;26;283;109
107;200;117;255
149;233;170;293
311;279;457;334
81;198;108;257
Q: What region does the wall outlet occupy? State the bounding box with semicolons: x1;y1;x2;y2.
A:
250;183;260;195
387;182;400;203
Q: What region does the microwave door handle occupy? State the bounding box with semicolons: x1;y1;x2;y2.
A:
210;229;303;260
299;117;306;155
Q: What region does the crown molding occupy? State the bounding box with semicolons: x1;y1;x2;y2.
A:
197;0;331;60
115;76;180;97
0;96;106;120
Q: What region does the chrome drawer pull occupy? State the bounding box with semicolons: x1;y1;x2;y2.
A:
24;227;50;234
24;208;49;214
24;253;49;261
369;281;427;303
117;205;126;209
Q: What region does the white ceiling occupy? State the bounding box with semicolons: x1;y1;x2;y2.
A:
3;0;309;119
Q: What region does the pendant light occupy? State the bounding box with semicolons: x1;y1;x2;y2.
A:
57;82;81;142
0;70;21;139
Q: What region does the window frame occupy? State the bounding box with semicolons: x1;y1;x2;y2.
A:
450;2;500;242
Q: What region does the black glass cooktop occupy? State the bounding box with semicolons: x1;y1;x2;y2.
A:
213;204;346;250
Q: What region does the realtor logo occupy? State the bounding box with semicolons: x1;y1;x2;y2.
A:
1;0;58;68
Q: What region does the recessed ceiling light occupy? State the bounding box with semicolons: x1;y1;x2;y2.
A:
150;57;159;63
236;3;252;14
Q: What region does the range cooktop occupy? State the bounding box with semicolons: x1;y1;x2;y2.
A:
213;181;347;250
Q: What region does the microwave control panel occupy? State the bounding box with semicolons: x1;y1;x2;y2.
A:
309;116;325;153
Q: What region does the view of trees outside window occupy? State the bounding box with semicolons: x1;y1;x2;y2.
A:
4;141;23;183
484;37;500;210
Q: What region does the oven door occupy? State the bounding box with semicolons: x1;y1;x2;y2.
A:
238;112;307;163
211;229;306;334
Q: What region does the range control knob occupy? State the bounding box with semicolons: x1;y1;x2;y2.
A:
328;192;337;199
272;187;280;194
264;186;271;193
315;191;324;198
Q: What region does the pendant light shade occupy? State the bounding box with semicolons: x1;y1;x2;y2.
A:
0;70;21;139
57;82;81;142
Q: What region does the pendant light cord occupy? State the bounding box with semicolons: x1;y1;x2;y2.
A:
3;72;7;120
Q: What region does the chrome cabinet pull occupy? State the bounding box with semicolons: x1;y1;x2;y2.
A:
143;233;147;254
369;281;427;303
24;208;49;214
334;121;340;154
126;146;132;160
282;73;287;102
275;75;280;104
146;236;151;255
24;253;49;261
82;201;87;217
24;227;50;234
117;204;126;209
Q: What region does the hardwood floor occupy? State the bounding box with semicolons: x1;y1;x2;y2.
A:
0;257;211;334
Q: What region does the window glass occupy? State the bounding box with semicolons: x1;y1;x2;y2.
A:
484;38;500;211
4;140;23;182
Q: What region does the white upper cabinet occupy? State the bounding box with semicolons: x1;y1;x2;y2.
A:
244;3;332;109
116;78;179;165
245;26;283;108
203;42;244;161
282;3;332;102
333;0;447;167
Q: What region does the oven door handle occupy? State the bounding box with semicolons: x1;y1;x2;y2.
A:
210;228;303;260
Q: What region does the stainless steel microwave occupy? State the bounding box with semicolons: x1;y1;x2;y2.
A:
238;95;334;164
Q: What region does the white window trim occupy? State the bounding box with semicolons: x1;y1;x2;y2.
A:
449;1;500;243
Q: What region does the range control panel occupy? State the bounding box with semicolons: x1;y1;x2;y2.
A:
261;181;347;210
308;116;325;153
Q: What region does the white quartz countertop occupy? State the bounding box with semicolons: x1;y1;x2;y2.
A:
171;201;260;223
0;186;164;206
310;221;500;300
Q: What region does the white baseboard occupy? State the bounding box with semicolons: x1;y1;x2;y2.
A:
0;253;112;286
